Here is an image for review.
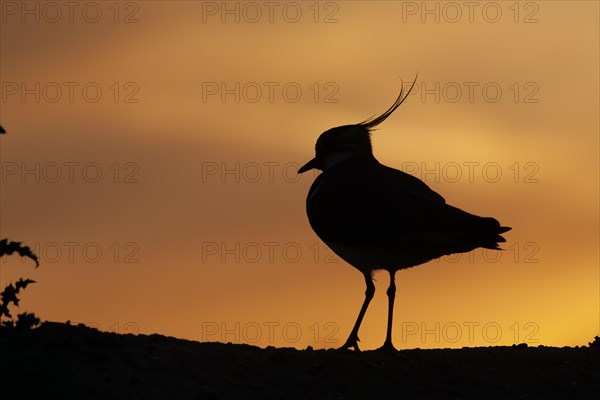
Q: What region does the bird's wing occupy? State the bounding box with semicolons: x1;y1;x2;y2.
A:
378;164;446;203
307;159;508;248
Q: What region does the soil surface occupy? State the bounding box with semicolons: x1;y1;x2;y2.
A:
1;322;598;399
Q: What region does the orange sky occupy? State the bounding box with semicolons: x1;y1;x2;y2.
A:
0;1;598;350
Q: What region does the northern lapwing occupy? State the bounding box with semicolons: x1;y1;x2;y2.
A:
298;79;511;351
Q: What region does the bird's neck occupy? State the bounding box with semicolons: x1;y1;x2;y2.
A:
322;152;377;171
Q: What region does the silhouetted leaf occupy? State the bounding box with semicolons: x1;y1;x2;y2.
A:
15;313;40;329
15;278;36;291
1;283;18;315
0;303;11;319
0;278;37;320
0;239;39;267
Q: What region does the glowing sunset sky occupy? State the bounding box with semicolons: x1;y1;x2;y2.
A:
0;1;598;350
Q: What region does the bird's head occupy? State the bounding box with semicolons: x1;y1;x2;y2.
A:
298;77;417;174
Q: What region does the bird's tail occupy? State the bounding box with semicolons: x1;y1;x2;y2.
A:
482;224;511;250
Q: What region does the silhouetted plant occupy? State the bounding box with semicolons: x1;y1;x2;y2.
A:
0;127;42;329
0;241;40;328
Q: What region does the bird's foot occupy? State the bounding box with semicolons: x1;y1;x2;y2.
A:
375;341;398;352
338;335;361;352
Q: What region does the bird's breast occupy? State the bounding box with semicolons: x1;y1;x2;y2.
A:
306;174;325;204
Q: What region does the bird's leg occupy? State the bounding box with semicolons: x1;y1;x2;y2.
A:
378;270;398;351
339;272;375;351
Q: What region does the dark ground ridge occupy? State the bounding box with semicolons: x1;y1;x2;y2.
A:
1;322;598;400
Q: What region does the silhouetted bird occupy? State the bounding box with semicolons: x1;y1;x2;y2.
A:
298;79;511;351
0;125;5;134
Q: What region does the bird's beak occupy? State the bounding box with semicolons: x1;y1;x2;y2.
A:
298;157;318;174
